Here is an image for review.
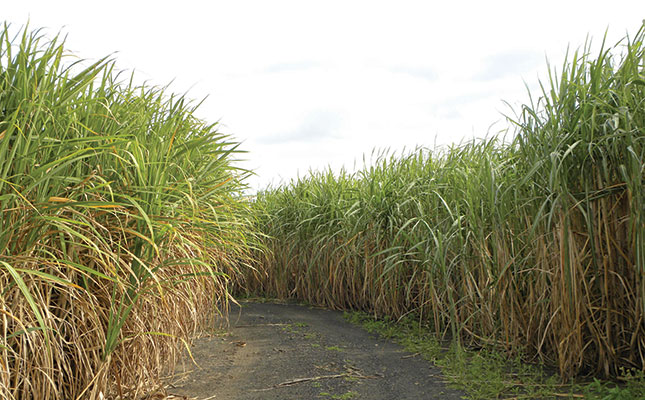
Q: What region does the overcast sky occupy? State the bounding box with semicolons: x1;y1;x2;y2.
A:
4;1;644;190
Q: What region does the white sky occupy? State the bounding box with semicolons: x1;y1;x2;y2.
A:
4;1;644;191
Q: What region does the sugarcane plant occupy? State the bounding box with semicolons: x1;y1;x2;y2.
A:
247;23;645;381
0;23;256;399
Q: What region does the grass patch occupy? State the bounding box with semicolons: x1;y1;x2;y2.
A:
437;347;560;399
344;312;443;362
345;311;645;399
320;391;359;399
579;371;645;400
333;392;359;399
282;322;311;335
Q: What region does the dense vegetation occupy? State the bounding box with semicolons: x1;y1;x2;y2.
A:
0;25;256;399
245;24;645;381
2;20;644;399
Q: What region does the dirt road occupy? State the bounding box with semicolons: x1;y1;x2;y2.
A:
166;301;465;399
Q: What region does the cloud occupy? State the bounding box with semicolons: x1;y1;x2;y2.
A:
430;90;493;120
263;60;322;74
256;109;344;145
389;65;436;81
474;50;542;81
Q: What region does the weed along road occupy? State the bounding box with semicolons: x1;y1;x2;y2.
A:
167;301;465;399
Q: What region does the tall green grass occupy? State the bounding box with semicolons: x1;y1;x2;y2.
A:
245;23;645;380
0;24;255;399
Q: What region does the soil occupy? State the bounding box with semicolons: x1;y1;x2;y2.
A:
165;301;466;400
